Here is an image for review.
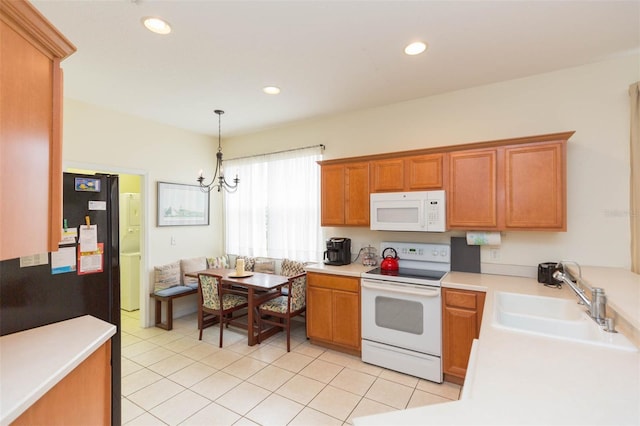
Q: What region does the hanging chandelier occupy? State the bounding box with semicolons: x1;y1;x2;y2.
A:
197;109;239;193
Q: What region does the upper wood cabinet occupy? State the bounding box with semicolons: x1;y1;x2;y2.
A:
0;0;76;260
504;142;566;230
448;149;499;229
370;153;444;192
370;158;405;192
320;131;572;231
321;162;369;226
448;137;568;231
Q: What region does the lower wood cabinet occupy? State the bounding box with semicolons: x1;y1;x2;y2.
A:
307;272;361;355
442;288;486;385
12;340;111;425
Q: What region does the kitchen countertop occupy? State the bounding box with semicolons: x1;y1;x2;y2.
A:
0;315;116;426
354;268;640;425
305;262;375;277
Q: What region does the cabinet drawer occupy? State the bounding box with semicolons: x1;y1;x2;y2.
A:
444;289;480;309
308;273;359;292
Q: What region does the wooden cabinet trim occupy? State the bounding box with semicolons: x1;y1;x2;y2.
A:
317;131;574;166
0;0;76;59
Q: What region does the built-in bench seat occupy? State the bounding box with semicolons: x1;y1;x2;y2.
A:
151;285;197;330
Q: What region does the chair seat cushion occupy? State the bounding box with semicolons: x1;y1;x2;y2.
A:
259;296;289;313
154;285;193;297
204;293;248;310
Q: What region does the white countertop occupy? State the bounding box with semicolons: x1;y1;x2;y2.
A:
0;315;116;426
306;262;375;277
354;268;640;425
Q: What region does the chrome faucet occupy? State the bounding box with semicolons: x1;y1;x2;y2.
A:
552;262;613;330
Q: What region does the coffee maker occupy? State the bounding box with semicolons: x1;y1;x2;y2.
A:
324;237;351;265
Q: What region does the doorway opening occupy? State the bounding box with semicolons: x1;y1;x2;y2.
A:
65;165;147;328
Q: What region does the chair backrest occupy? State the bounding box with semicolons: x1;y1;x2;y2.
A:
281;259;307;311
198;273;222;310
289;275;306;311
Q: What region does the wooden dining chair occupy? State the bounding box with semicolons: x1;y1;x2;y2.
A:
197;272;249;347
256;259;307;351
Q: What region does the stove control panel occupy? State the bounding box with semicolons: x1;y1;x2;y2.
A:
380;241;450;264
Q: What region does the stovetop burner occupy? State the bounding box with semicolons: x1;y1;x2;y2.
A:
365;267;447;282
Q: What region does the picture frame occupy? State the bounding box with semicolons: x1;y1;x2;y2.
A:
157;181;210;226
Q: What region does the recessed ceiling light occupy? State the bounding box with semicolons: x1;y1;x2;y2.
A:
263;86;281;95
142;17;172;35
404;41;427;56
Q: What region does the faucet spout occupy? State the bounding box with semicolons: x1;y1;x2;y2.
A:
552;269;609;326
553;270;591;308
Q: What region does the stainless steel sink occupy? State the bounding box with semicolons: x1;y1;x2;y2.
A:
493;292;637;352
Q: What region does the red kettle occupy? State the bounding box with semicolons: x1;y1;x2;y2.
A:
380;247;399;271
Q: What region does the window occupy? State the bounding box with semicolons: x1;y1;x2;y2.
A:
224;146;323;262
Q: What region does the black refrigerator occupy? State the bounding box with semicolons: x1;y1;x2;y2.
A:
0;172;121;425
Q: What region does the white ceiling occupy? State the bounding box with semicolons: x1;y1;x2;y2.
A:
33;0;640;138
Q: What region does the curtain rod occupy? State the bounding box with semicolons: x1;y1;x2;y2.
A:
227;144;325;162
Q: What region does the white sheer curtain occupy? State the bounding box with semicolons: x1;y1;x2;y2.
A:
224;146;323;262
630;82;639;272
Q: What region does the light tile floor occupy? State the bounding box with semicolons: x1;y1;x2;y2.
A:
121;310;461;425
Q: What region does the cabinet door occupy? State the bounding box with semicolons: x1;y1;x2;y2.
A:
344;162;370;226
306;285;333;342
370;158;404;192
504;142;565;230
442;305;479;379
0;2;74;261
1;21;54;260
320;164;346;226
448;149;499;229
332;289;360;350
442;288;485;383
406;153;444;190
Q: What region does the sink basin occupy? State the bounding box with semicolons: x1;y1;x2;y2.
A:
493;292;637;352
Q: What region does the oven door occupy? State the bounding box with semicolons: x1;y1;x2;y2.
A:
361;278;441;356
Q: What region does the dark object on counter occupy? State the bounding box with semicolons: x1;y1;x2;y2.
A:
450;237;480;273
538;262;563;286
380;247;400;271
324;237;351;265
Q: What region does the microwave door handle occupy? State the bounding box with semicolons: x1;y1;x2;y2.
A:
362;281;440;297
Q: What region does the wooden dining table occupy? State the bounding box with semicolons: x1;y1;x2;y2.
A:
186;268;290;346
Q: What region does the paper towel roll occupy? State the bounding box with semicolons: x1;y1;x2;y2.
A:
466;231;501;246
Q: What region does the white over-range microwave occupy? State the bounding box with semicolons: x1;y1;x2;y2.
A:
370;190;446;232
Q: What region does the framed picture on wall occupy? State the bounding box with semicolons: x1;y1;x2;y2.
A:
157;181;210;226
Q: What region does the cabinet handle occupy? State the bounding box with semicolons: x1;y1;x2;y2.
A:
362;280;440;297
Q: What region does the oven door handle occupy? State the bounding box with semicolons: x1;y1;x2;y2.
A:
362;281;440;297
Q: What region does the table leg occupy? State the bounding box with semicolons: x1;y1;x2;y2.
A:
247;288;256;346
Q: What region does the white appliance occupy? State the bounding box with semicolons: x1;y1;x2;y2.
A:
370;190;446;232
121;252;140;311
361;241;450;383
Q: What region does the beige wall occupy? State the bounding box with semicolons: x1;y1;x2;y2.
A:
62;100;223;323
225;53;640;271
61;54;638;325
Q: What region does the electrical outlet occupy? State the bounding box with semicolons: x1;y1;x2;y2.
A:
171;236;176;246
490;248;500;261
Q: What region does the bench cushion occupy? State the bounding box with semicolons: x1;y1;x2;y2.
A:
154;285;194;298
154;261;181;292
207;255;229;269
181;256;207;287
